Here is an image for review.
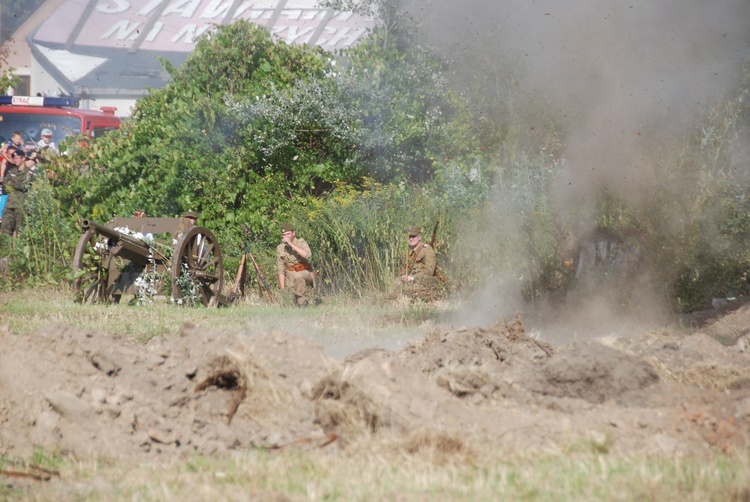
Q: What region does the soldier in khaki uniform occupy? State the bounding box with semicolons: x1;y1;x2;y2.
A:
276;223;314;306
174;210;198;242
401;226;440;287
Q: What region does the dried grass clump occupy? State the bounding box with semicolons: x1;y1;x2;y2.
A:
434;366;492;397
311;373;381;437
604;329;673;352
646;356;750;390
403;285;448;303
503;314;526;342
197;345;295;423
398;428;476;466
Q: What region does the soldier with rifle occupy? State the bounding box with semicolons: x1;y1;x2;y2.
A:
401;225;442;288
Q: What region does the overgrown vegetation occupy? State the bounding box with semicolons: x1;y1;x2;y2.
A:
1;3;750;313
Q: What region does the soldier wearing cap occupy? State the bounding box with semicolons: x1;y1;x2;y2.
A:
276;223;314;306
182;210;198;225
401;225;439;286
1;150;37;236
174;210;199;242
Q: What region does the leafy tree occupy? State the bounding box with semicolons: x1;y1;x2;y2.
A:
0;42;20;92
53;22;348;248
227;76;364;196
338;33;450;183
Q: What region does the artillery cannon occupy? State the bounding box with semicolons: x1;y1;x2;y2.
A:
72;216;225;306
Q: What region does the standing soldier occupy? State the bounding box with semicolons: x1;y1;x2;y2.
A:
401;226;440;288
276;223;314;307
1;150;36;237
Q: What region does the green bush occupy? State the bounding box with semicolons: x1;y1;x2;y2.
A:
19;176;76;284
0;175;75;291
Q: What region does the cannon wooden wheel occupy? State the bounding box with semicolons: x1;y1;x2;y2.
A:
171;226;224;307
72;229;111;304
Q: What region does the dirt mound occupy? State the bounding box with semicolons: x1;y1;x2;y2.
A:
0;323;339;458
312;352;474;442
696;301;750;346
395;316;658;405
524;341;659;403
1;311;749;463
398;316;553;399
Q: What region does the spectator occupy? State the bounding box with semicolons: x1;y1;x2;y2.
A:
5;131;26;154
0;144;14;223
36;128;59;155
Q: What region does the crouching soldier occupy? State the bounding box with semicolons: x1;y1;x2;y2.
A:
401;226;441;289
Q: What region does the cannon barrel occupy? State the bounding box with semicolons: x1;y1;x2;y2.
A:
81;219;157;266
82;219;151;248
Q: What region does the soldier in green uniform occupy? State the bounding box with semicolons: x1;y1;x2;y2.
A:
1;150;36;237
401;226;440;288
276;223;314;307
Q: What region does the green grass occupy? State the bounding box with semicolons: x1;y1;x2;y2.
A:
0;287;453;357
6;448;748;501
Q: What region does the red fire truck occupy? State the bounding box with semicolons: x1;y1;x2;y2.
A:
0;95;121;148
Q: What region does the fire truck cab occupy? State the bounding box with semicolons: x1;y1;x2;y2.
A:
0;95;121;149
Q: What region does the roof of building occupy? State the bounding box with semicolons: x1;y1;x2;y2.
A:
2;0;67;71
16;0;375;98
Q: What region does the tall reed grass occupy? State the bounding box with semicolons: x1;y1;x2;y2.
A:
292;179;456;297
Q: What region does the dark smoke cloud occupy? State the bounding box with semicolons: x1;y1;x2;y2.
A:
405;0;750;206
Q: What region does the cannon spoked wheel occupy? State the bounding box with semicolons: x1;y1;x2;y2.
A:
171;226;224;307
72;229;110;304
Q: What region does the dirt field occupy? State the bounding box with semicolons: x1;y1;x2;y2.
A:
1;298;749;495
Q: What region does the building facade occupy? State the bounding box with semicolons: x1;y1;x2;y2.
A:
2;0;374;117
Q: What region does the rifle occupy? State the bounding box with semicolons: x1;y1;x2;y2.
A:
429;221;448;284
232;252;247;299
429;221;438;248
247;250;276;303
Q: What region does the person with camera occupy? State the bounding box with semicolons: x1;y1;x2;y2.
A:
276;223;314;307
1;149;37;237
